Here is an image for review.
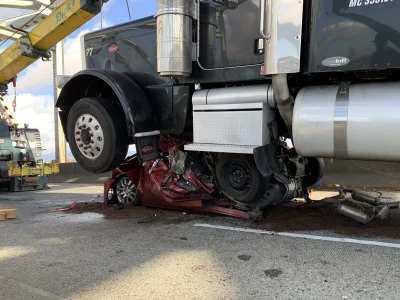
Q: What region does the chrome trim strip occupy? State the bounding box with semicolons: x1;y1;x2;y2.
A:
334;83;350;159
134;130;161;138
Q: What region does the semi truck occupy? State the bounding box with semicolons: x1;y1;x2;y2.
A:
52;0;400;209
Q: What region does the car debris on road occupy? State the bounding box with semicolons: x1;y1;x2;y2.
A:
306;189;400;224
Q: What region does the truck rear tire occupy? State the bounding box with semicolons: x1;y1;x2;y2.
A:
216;154;267;204
67;98;129;173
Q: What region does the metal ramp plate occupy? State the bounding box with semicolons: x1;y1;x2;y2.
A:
184;143;256;154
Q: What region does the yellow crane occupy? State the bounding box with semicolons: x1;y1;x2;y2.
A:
0;0;102;89
0;0;103;191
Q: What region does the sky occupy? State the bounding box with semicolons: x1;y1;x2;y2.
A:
0;0;156;161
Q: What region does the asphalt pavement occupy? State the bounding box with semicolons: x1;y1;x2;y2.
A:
1;184;399;300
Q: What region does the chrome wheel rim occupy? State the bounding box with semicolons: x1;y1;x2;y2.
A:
116;177;137;205
74;114;104;160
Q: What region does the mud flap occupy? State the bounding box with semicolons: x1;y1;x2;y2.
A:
253;144;282;177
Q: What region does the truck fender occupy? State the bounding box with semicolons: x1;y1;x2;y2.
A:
56;69;156;140
122;72;176;134
123;72;192;135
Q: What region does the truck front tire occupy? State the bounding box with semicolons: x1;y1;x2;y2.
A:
67;98;129;173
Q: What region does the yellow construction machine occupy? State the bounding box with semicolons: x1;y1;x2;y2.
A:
0;0;102;92
0;0;103;190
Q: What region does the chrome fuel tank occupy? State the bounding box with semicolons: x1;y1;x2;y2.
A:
293;82;400;162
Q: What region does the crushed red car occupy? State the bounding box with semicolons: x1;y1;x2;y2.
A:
105;134;327;221
105;136;265;221
104;136;399;224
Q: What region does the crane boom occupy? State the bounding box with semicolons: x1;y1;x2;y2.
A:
0;0;102;88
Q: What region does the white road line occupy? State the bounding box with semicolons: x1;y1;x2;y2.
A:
193;223;400;249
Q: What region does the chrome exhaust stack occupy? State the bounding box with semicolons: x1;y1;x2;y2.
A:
259;0;304;135
272;74;293;135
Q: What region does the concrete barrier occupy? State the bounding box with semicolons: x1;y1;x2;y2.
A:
49;163;110;184
49;160;400;188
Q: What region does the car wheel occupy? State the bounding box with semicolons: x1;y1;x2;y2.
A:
215;154;267;204
113;175;141;206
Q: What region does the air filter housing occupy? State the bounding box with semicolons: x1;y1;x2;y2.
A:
156;0;196;77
